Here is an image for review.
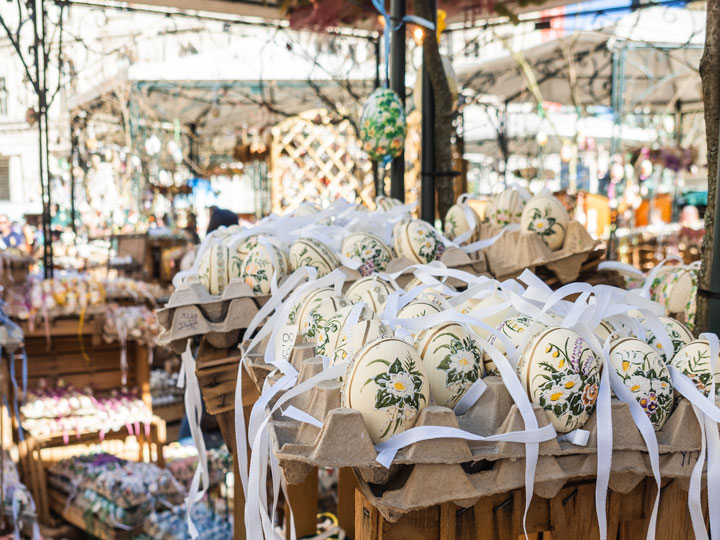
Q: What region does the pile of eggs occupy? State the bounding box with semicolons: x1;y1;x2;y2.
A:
286;270;711;444
195;199;446;296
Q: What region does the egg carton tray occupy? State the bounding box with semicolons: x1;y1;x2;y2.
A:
267;363;704;487
156;279;270;351
482;221;600;284
354;448;705;522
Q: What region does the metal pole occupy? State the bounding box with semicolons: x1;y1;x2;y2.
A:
420;0;437;223
69;116;77;237
373;35;382;197
707;126;720;334
389;0;406;202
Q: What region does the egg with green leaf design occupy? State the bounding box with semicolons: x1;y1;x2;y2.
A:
360;88;407;162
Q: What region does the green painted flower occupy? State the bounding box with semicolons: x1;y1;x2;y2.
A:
360;88;407;162
362;352;427;440
526;206;564;246
434;332;484;406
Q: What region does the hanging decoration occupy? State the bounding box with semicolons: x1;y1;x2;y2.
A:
359;88;407;163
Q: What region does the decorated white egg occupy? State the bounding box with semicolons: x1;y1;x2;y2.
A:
467;291;516;339
415;323;484;408
656;267;697;315
289;238;340;277
375;196;404;212
345;275;397;313
397;300;442;320
485;316;544;375
520;195;569;251
644;316;693;363
518;327;600;433
291;287;336;327
229;235;259;277
240;244;289;295
315;303;376;358
487;187;529;228
360;88;407;162
443;203;481;243
644;265;677;302
302;294;351;343
197;244;231;295
393;219;446;264
671;340;720;399
332;319;394;367
342;337;429;443
341;232;394;276
594;315;634;344
609;338;674;430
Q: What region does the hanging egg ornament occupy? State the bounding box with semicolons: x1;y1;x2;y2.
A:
360;88;407;162
341;232;394;276
671;340;720;399
315;303;376;359
289;238;340;277
240;244;289;295
520;195;570;251
394;219;446;264
345;275;397;313
197;244;231;295
332;319;394;367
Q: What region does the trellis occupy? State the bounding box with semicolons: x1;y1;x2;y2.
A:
270;108;420;213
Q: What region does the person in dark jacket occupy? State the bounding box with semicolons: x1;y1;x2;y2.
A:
206;207;238;234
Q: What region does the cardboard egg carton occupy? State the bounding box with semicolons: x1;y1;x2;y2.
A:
481;221;600;284
156;278;269;350
268;369;705;489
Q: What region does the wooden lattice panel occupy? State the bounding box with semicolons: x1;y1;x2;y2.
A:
271;109;421;213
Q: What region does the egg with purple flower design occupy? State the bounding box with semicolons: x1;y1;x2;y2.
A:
341;232;393;276
517;327;600;433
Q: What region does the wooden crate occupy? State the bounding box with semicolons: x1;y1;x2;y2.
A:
355;477;706;540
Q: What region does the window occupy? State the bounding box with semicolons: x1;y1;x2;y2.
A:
0;159;10;201
0;78;7;116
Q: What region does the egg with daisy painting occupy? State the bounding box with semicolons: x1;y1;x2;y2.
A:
342;337;429;443
520;195;569;251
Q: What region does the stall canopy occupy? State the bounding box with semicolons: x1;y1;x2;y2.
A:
68;35;376;134
457;7;705;111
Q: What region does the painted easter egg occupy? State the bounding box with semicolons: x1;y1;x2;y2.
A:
342;337;429;443
376;196;404;212
644;316;693;364
341;232;394;276
197;244;230;295
302;294;351;343
657;267;697;315
315;303;376;359
485;316;544;375
393;219;446;264
332;319;393;367
609;338;674;430
520;195;569;251
240;244;289;295
488;187;530;228
396;300;443;341
289;238;340;277
345;275;397;313
444;203;481;244
290;287;335;327
671;340;720;399
360;88;407;162
467;291;516;340
518;327;600;433
415;323;484;408
229;235;259;276
594;315;635;344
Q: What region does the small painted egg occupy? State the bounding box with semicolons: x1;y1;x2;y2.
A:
233;235;259;262
485;316;544;375
609;338;674;430
240;244;289;295
656;267;697;315
375;196;404;212
289;238;340;277
302;294;351;343
644;316;693;363
345;275;397;313
520;195;569;251
342;337;429;443
292;287;336;327
332;319;393;367
397;300;442;320
315;303;376;358
360;88;407;162
488;187;529;228
468;291;516;339
643;266;677;302
671;340;720;399
415;323;484;408
393;219;446;264
444;203;481;243
594;316;634;344
518;327;600;433
341;232;394;276
197;244;230;295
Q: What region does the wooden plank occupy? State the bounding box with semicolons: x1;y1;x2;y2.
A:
337;468;358;539
153;401;185;424
285;468;318;540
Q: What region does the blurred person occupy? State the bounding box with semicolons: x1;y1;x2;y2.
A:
206;206;238;234
0;216;25;249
